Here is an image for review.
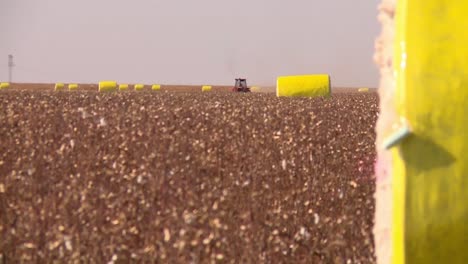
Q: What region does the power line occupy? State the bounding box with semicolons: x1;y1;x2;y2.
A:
8;54;15;83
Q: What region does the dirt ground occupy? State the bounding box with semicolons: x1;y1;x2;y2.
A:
0;87;378;263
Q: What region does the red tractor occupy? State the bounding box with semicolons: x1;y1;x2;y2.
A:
232;78;250;92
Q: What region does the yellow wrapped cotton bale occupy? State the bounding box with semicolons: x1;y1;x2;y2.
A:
276;74;331;98
201;85;212;92
250;86;261;92
358;87;370;92
68;84;78;91
55;83;65;91
98;81;117;92
134;84;145;91
381;0;468;263
0;82;10;89
119;84;129;91
151;84;161;91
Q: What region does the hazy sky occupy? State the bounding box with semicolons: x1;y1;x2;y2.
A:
1;0;380;87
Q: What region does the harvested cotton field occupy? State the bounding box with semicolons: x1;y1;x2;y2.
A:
0;89;378;263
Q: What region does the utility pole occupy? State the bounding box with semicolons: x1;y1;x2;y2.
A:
8;54;14;83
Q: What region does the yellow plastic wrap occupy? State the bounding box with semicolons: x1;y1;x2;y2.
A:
54;83;65;91
0;82;10;89
251;86;261;92
276;75;331;97
134;84;145;91
152;84;161;91
119;84;129;91
391;0;468;263
68;84;78;91
98;81;117;92
358;87;369;92
202;85;212;92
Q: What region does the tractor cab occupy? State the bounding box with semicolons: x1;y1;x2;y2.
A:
232;78;250;92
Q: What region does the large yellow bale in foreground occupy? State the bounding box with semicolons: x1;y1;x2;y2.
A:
152;84;161;91
381;0;468;263
134;84;145;91
99;81;117;92
276;74;331;97
201;85;212;92
0;82;10;89
68;84;78;91
55;83;65;91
